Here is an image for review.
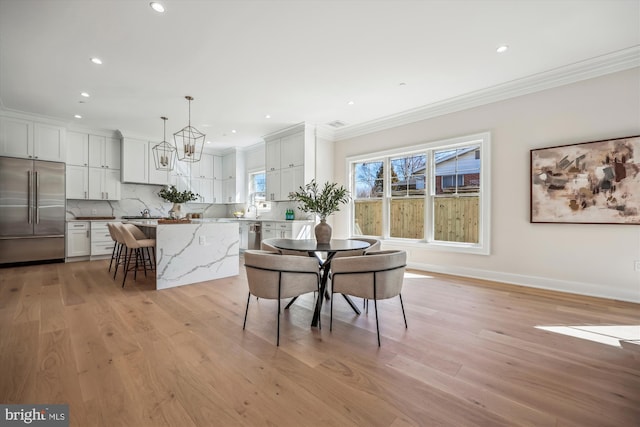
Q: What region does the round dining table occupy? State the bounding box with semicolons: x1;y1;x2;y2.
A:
263;238;371;327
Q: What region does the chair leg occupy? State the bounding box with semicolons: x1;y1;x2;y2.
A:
276;284;281;346
108;243;117;272
373;281;381;346
122;247;130;287
243;292;251;330
399;293;408;328
113;244;122;279
330;289;334;331
373;297;381;347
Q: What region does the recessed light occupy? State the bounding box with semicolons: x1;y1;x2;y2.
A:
496;45;509;53
347;100;355;105
231;129;237;134
206;140;211;144
264;114;271;119
90;57;103;65
74;114;82;119
150;2;165;13
80;92;90;98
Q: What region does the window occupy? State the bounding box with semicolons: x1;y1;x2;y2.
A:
347;132;490;255
248;171;271;213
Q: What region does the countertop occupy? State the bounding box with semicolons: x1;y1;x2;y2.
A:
68;217;314;223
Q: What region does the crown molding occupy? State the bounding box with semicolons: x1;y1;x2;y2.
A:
334;46;640;141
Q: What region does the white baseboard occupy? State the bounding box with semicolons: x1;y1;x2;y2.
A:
407;261;640;304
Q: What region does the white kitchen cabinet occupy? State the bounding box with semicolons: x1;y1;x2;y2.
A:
263;126;315;201
280;165;304;199
88;168;121;200
192;153;214;179
265;138;280;171
212;179;223;203
66;131;89;166
66;222;90;258
223;178;238;203
221;150;245;203
89;134;120;169
266;170;281;201
91;222;116;256
192;177;214;203
280;132;304;168
66;165;89;199
222;152;236;179
261;221;312;240
213;155;223;179
121;137;149;183
0;117;65;162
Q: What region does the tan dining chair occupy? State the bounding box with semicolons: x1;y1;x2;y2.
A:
329;250;407;346
260;240;309;256
333;237;381;258
243;250;321;346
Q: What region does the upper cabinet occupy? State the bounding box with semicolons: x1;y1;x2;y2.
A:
121;137;149;184
221;149;245;203
0;116;66;162
65;130;121;200
67;131;89;166
264;124;319;201
88;135;120;169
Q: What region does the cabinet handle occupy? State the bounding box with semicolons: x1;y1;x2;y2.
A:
86;230;90;238
84;191;87;199
106;192;109;199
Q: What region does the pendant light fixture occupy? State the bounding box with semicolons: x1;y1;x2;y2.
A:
173;95;205;163
152;116;177;171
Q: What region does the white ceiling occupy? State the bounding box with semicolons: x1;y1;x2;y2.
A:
1;0;639;150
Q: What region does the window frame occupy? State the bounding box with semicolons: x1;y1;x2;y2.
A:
346;132;491;255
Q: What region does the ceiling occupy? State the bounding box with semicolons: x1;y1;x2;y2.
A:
1;0;639;150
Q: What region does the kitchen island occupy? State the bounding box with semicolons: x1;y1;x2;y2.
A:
125;219;239;290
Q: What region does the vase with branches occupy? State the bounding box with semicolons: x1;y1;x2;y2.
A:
289;180;350;243
158;185;199;218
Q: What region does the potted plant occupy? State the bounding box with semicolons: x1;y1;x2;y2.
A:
158;185;200;218
289;179;350;243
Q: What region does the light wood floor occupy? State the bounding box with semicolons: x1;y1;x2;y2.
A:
0;258;639;427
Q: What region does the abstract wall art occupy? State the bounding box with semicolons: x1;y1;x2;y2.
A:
530;135;640;224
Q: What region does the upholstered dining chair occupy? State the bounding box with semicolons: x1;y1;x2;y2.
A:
243;250;321;346
330;250;407;346
333;237;381;258
260;240;309;256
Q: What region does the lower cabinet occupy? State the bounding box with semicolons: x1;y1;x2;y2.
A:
66;222;90;257
90;222;116;256
261;221;312;240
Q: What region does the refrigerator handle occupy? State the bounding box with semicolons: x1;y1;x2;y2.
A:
27;170;32;224
35;171;40;224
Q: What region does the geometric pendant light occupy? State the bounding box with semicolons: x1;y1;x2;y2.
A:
173;95;205;163
152;116;177;171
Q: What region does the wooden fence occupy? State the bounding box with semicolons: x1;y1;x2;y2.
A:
354;196;479;243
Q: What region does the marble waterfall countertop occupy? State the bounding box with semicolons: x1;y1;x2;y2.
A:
125;220;239;290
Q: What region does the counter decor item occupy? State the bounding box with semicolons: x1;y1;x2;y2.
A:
158;185;199;219
288;179;350;244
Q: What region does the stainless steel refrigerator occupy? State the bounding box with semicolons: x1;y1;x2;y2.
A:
0;156;66;265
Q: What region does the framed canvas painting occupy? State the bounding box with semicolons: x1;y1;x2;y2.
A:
530;135;640;224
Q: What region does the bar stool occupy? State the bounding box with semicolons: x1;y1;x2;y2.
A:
116;223;156;287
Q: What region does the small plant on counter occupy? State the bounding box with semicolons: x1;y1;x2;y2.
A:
158;185;200;203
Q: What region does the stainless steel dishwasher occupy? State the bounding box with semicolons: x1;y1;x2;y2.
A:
247;222;261;250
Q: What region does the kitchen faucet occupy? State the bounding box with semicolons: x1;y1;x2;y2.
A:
246;204;259;219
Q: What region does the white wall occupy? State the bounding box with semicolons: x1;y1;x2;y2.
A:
333;68;640;302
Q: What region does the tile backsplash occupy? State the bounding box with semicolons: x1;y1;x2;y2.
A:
65;183;312;220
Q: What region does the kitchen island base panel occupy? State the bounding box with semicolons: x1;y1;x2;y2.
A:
153;222;239;290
